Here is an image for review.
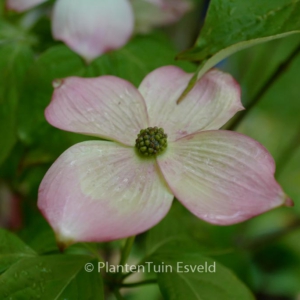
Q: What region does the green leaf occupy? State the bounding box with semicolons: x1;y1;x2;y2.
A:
151;252;255;300
145;202;203;256
85;32;195;86
0;255;104;300
0;87;17;166
18;45;85;147
0;229;36;273
178;0;300;82
0;21;34;165
58;259;104;300
145;201;238;257
222;34;300;105
18;216;58;255
17;45;89;165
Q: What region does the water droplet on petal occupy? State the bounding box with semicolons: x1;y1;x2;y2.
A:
52;79;63;89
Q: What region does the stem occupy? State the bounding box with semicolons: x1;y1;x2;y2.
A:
119;279;157;288
119;236;135;267
121;257;148;280
176;60;206;105
228;42;300;131
113;288;125;300
241;218;300;251
83;243;104;263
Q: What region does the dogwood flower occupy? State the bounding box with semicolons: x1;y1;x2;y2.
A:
6;0;191;62
38;66;292;246
131;0;192;33
6;0;47;11
6;0;134;63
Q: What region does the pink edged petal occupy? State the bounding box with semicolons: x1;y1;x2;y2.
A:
6;0;47;11
131;0;192;33
139;66;243;142
45;76;148;146
52;0;134;62
157;130;291;225
38;141;173;244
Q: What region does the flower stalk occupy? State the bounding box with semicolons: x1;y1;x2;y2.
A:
119;236;136;269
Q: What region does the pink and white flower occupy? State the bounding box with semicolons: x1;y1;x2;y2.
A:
51;0;134;63
6;0;134;63
6;0;47;12
131;0;192;33
6;0;191;62
38;66;292;245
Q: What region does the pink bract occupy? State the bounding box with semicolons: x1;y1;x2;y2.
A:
6;0;191;61
52;0;134;63
7;0;134;62
38;66;292;246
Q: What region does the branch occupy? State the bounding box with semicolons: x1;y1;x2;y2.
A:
228;42;300;130
119;279;157;288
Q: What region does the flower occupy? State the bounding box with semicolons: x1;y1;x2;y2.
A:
6;0;191;62
38;66;292;246
7;0;134;63
51;0;134;63
131;0;192;33
6;0;47;11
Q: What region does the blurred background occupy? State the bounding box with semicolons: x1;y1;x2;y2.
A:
1;0;300;299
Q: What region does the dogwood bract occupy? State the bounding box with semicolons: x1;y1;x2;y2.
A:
6;0;134;63
38;66;292;246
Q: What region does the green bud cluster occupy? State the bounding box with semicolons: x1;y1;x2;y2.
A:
135;127;168;156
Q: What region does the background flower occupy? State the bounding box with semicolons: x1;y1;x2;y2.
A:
131;0;192;33
6;0;47;12
6;0;192;62
52;0;134;63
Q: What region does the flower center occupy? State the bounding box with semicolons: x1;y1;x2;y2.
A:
135;127;168;157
